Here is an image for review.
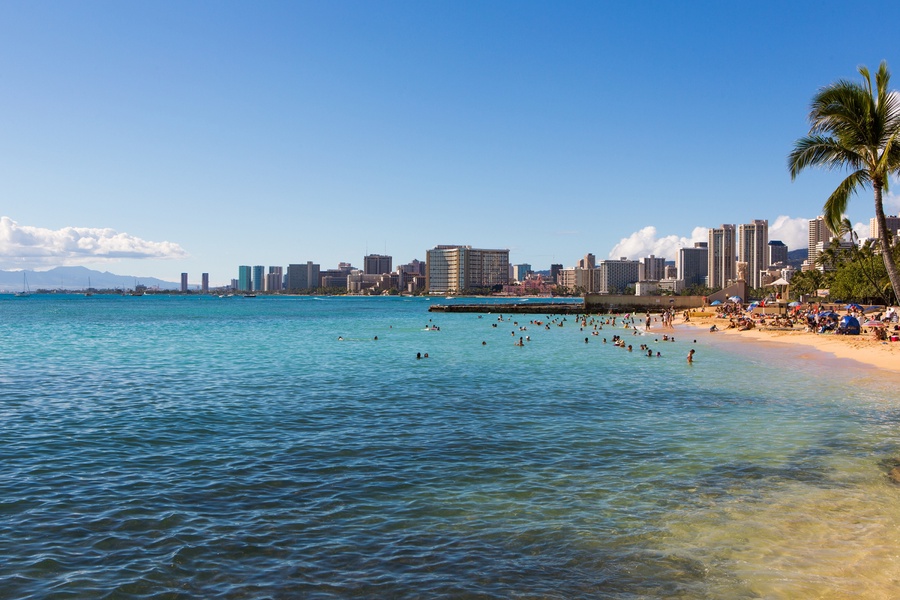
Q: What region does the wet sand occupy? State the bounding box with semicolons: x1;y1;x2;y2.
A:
677;311;900;374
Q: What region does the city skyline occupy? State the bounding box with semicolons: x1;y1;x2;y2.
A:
3;2;900;285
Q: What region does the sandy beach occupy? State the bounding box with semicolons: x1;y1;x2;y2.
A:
678;310;900;374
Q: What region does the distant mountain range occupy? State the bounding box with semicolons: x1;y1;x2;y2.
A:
0;266;179;293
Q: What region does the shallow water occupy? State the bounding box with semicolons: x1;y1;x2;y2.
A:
1;295;899;598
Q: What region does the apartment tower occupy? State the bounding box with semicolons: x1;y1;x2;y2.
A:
708;225;736;289
738;219;769;288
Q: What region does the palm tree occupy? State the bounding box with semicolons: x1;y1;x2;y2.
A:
789;61;900;304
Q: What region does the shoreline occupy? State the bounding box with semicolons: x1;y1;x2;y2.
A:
677;312;900;374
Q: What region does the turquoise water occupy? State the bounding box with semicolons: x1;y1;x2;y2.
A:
2;295;899;598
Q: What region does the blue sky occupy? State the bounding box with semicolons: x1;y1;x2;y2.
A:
2;1;900;286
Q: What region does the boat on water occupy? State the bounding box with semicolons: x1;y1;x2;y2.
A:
14;273;30;297
242;294;257;298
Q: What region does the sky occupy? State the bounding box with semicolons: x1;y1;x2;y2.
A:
2;1;900;286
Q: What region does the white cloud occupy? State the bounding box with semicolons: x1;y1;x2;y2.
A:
608;226;708;260
609;216;849;262
0;216;188;268
768;215;808;251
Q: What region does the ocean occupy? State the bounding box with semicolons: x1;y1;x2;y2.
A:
2;295;898;599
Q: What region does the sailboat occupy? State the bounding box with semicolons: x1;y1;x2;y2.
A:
14;272;30;297
85;277;93;297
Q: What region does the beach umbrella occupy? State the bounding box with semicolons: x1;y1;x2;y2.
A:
818;311;839;319
710;300;722;306
746;302;759;311
839;315;861;334
863;320;884;327
788;301;801;307
864;305;881;313
845;303;863;311
729;296;742;303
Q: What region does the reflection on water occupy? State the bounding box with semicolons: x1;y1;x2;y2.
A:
0;295;898;598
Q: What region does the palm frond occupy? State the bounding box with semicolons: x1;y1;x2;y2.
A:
823;170;869;234
789;135;864;178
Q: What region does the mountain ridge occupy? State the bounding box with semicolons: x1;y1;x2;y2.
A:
0;266;180;292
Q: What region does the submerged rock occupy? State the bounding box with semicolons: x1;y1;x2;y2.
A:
889;467;900;484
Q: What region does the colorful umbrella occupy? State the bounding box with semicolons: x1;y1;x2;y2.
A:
845;303;863;311
710;300;722;306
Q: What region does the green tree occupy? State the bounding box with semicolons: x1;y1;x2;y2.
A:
789;61;900;304
787;269;829;300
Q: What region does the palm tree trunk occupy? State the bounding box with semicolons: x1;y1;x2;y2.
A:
874;184;900;305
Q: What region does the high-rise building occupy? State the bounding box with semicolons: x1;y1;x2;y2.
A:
550;264;562;284
556;267;599;293
597;258;640;294
252;266;265;292
201;273;209;293
512;263;532;283
638;255;666;281
238;266;252;292
180;272;188;292
708;225;736;289
398;259;425;276
738;219;768;288
425;245;509;293
676;242;708;289
808;216;833;267
578;254;596;269
364;254;393;275
266;266;284;292
869;215;900;240
768;240;788;265
287;262;321;291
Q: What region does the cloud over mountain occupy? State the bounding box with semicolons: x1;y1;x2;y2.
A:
0;216;188;268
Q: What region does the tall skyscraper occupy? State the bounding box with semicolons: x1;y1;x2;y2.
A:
512;263;532;282
708;224;736;289
398;259;425;276
638;255;666;281
768;240;788;265
869;215;900;240
201;273;209;293
266;266;284;292
738;219;768;288
808;216;833;267
597;258;639;294
238;266;252;292
578;254;596;269
364;254;393;275
286;262;320;291
677;242;708;287
252;266;265;292
425;245;509;293
180;272;188;292
550;264;563;284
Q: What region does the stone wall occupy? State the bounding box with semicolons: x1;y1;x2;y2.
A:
584;294;706;313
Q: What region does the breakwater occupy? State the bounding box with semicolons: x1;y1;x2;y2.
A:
428;302;586;314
